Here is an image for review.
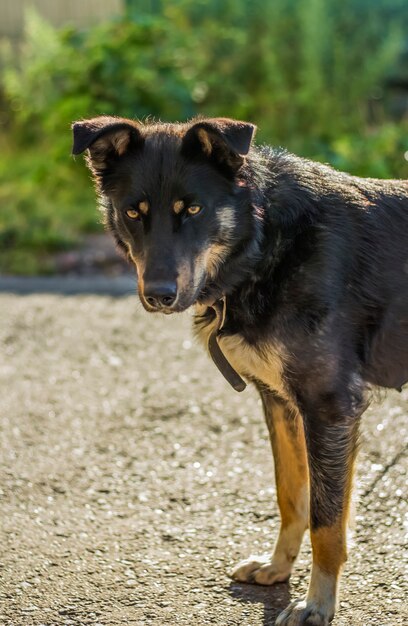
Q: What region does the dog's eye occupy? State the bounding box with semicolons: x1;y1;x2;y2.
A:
187;205;203;216
125;208;140;220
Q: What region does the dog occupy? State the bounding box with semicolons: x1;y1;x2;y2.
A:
72;116;408;625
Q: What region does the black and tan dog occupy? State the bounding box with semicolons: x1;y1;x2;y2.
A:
72;116;408;625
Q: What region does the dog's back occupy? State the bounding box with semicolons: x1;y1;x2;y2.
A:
255;148;408;390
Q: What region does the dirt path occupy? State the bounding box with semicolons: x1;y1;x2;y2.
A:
1;294;407;626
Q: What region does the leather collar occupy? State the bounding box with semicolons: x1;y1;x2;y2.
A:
207;297;247;392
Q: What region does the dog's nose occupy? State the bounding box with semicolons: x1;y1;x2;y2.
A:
143;280;177;308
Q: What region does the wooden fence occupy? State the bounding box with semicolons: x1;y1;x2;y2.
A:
0;0;123;37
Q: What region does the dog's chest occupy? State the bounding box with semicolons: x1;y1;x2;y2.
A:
193;307;287;395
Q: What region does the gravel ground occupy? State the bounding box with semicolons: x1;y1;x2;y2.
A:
0;294;407;626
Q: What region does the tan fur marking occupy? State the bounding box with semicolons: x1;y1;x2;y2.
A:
231;402;308;585
219;334;287;397
173;200;185;214
203;243;229;278
311;521;347;575
111;130;131;155
139;200;149;215
269;406;309;529
311;442;357;576
197;128;212;156
87;138;109;169
92;136;111;153
93;130;130;157
194;312;288;397
267;404;309;572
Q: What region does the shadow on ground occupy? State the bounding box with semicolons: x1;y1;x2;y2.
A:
230;581;291;625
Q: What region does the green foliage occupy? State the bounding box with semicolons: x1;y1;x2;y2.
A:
1;8;197;150
0;10;196;273
168;0;407;161
0;1;407;273
0;135;97;274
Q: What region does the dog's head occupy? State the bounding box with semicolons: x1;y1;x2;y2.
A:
72;116;256;313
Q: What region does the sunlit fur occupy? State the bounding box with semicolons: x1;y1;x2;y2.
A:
72;115;408;626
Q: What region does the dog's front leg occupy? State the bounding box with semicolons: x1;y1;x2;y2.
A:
276;407;360;626
231;393;309;585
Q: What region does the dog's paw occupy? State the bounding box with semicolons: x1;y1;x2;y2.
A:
230;555;291;585
275;599;333;626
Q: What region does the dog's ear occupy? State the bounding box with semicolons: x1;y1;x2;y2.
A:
72;116;143;169
182;118;256;173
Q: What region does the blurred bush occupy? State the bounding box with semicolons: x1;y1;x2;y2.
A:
0;8;196;273
0;0;407;273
